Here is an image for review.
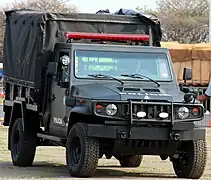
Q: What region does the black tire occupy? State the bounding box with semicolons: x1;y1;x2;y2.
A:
172;140;207;179
10;118;37;166
117;155;143;167
66;123;99;177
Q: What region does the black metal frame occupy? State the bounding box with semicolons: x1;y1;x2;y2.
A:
92;100;204;120
92;99;204;138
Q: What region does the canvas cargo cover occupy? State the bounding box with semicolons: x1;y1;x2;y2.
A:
192;45;211;61
161;42;211;85
3;9;162;88
161;43;193;62
161;42;211;62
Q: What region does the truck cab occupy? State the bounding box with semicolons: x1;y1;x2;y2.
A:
46;33;179;137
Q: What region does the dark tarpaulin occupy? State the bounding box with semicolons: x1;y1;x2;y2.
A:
3;9;162;89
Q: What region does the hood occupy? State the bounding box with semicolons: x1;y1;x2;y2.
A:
71;83;184;102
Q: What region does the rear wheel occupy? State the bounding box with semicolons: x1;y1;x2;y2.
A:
66;123;99;177
10;118;37;166
172;140;207;179
116;155;143;167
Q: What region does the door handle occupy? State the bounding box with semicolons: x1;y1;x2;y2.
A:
52;94;56;101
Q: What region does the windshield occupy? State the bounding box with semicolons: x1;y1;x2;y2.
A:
74;50;172;81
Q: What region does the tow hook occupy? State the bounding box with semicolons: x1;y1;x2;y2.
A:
173;133;180;140
170;132;181;140
116;129;126;139
105;154;112;159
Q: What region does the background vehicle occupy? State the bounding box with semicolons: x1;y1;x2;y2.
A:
2;9;207;179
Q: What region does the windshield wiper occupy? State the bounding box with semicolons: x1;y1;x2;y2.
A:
88;74;124;85
121;73;160;87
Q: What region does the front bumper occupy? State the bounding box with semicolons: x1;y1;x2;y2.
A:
87;124;206;141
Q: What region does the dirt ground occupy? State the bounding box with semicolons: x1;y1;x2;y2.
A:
0;126;210;180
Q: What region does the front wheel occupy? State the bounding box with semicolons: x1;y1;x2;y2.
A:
172;140;207;179
66;123;99;177
10;118;37;166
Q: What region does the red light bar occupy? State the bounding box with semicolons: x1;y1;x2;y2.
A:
64;32;149;42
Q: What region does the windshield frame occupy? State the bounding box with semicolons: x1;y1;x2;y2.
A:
72;48;174;83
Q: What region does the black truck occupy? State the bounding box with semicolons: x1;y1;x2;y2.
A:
2;9;207;179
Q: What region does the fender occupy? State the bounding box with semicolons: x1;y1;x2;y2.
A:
67;105;91;134
69;105;91;116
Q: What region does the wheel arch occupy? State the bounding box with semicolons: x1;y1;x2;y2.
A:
67;105;92;136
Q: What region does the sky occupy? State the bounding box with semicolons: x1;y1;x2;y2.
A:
0;0;157;12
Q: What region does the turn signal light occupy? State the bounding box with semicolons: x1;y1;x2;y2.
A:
192;108;199;116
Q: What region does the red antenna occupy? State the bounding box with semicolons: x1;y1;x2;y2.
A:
64;32;149;42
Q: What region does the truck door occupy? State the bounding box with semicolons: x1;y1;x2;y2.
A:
48;49;70;137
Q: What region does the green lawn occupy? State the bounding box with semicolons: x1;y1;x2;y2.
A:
0;98;3;105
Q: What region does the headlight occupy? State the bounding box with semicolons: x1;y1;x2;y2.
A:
137;111;146;118
60;55;70;66
159;112;169;119
178;107;189;119
106;104;117;116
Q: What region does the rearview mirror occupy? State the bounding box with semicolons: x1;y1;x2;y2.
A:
183;68;192;81
47;62;57;76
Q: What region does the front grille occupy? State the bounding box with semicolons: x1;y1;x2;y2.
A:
128;100;172;121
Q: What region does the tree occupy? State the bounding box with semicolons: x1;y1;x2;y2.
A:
136;0;209;43
0;12;4;57
7;0;78;13
156;0;209;43
136;5;156;15
0;0;78;56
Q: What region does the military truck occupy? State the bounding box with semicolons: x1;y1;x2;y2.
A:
2;9;207;179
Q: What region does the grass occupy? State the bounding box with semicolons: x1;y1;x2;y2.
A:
0;98;3;105
0;127;211;179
